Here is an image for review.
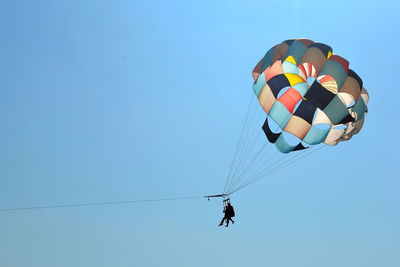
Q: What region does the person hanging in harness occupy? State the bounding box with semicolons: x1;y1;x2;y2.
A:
218;201;235;227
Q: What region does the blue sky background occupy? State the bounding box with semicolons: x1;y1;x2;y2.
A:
1;0;399;266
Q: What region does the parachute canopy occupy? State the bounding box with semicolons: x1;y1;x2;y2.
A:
252;39;369;153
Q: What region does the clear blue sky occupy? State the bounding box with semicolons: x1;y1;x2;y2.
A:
0;0;399;266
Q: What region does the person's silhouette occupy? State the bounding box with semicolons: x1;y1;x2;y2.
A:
218;202;235;227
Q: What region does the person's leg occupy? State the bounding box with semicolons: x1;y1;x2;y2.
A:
219;217;225;226
225;217;230;227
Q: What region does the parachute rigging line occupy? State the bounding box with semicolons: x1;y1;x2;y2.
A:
223;95;258;193
227;142;268;193
226;143;280;194
228;99;269;191
223;98;296;195
223;95;256;193
225;121;285;194
230;148;317;194
229;98;259;182
221;95;326;196
229;145;325;194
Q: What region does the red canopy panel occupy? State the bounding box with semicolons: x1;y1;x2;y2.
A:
277;87;303;113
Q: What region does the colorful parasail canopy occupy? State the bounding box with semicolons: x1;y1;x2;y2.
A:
252;39;369;153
